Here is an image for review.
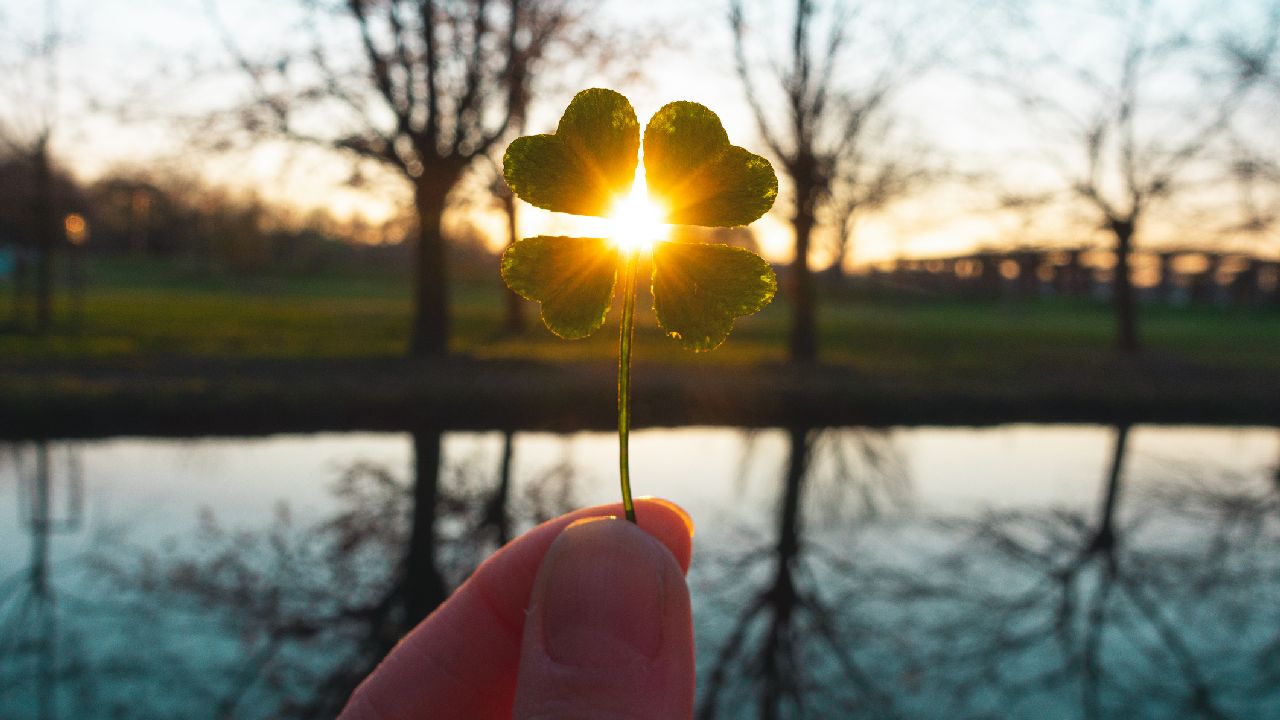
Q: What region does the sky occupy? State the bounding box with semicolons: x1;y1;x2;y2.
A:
1;0;1275;266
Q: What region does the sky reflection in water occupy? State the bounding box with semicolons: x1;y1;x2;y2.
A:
1;425;1277;719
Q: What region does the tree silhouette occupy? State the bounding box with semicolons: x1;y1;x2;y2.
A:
822;136;942;287
695;425;1280;718
728;0;962;362
487;17;653;336
212;0;598;356
986;0;1278;353
888;426;1280;718
56;429;579;718
697;427;913;719
0;1;65;334
0;442;85;720
1224;24;1280;256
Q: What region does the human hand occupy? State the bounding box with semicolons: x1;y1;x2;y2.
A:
338;498;696;719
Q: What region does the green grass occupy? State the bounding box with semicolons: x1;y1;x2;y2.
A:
2;256;1279;374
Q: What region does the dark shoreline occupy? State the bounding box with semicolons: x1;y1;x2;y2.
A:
2;355;1276;439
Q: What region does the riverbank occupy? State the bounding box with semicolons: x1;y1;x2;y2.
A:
3;352;1276;438
4;258;1277;436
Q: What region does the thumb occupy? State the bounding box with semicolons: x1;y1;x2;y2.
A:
512;516;695;720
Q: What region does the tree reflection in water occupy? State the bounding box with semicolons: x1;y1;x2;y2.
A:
896;425;1280;719
5;427;1279;719
696;426;1280;719
81;429;579;719
0;442;84;720
697;427;914;720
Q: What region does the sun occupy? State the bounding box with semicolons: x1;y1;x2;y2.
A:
608;173;669;254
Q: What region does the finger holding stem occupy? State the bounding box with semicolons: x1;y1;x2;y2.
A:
617;250;639;524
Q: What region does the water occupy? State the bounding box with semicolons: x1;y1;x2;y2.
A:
1;425;1278;719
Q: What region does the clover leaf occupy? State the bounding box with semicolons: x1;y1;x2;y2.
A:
500;235;618;339
503;88;639;217
502;88;778;351
651;241;776;351
501;88;779;522
644;101;778;227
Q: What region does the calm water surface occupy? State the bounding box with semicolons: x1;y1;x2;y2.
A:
2;425;1278;719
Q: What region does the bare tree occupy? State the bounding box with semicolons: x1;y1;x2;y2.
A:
823;129;943;285
492;160;528;334
698;427;913;719
72;430;580;717
987;0;1278;353
0;0;62;334
1225;10;1280;256
486;15;652;335
729;0;960;362
210;0;596;356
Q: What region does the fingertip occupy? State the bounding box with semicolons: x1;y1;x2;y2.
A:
639;496;695;537
513;516;695;719
631;497;694;574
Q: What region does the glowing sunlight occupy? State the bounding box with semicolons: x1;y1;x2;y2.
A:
608;173;669;254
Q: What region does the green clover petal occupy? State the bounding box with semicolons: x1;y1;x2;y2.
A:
502;90;780;351
643;101;778;227
503;88;640;218
651;241;777;351
501;236;619;339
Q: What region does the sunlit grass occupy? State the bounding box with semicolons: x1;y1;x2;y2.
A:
1;256;1278;373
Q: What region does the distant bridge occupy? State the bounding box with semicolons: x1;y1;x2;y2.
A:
841;247;1280;306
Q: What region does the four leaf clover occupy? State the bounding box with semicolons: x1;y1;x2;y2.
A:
499;87;779;523
501;88;778;351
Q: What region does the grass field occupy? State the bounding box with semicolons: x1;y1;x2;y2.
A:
2;256;1279;376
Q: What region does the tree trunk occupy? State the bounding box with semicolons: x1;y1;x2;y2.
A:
403;427;448;623
500;191;526;335
410;180;453;357
34;140;54;334
760;426;810;718
1110;218;1140;354
1088;423;1129;556
789;208;818;363
12;245;29;330
775;427;809;571
825;229;850;288
1273;431;1279;490
481;430;515;546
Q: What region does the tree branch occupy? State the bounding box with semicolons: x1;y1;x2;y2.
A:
729;0;789;162
348;0;412;140
419;0;441;154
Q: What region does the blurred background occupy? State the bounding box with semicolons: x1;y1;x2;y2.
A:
0;0;1278;718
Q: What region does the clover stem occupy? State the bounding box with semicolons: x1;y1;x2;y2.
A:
617;250;639;524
